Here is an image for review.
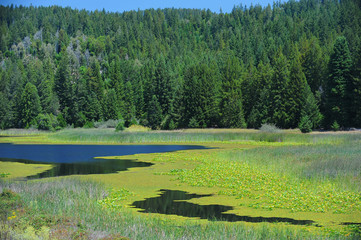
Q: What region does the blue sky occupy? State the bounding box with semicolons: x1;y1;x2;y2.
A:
1;0;280;13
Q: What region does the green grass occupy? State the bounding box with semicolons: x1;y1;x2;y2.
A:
43;128;361;145
0;128;361;239
0;178;351;240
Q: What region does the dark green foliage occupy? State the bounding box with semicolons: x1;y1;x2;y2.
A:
83;121;94;129
36;113;59;131
147;95;162;130
115;121;125;132
57;113;67;128
219;54;246;128
103;89;120;121
300;85;322;130
331;121;340;131
18;82;42;128
325;36;353;128
288;44;308;128
1;1;361;130
183;62;220;128
298;115;312;133
269;49;291;128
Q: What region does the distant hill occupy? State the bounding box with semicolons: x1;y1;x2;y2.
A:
0;0;360;130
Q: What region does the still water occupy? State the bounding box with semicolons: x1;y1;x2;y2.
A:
0;143;206;179
132;189;316;225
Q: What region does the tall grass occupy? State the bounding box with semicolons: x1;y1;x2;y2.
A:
0;178;346;239
218;140;361;192
0;128;48;136
47;128;361;145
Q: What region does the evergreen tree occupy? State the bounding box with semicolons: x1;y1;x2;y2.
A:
39;57;58;115
124;81;136;123
18;82;42;128
182;62;220;128
269;48;291;128
247;61;273;128
325;36;353;128
55;50;74;123
288;44;308;128
219;54;246;128
147;95;162;130
350;41;361;127
300;84;322;130
103;88;120;120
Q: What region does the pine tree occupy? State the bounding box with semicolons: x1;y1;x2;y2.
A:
325;36;353;128
103;88;120;120
300;84;322;130
269;48;291;128
247;61;273;128
18;82;42;128
219;54;246;128
55;50;74;123
147;95;162;130
288;44;308;128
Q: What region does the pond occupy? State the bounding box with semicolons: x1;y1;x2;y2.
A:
0;143;206;179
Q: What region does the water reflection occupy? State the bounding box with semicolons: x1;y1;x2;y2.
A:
132;189;315;225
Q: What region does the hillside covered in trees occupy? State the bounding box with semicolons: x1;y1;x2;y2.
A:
0;0;361;131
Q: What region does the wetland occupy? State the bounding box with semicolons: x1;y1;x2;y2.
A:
1;129;361;239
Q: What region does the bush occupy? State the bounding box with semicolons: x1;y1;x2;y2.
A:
188;117;200;128
331;121;340;131
57;113;67;128
36;114;59;131
94;119;122;129
124;124;151;132
115;121;125;132
260;123;282;133
125;117;138;128
299;115;312;133
83;121;94;128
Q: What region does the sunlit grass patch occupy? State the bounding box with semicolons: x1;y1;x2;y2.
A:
0;162;53;179
98;188;134;210
162;152;361;214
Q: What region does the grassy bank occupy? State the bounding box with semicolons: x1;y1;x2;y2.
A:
1;128;360;145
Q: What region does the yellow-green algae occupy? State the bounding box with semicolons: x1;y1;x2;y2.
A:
0;161;53;179
1;132;360;237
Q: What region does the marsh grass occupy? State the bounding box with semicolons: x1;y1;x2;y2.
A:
221;141;361;191
0;178;346;240
46;128;361;145
0;128;48;136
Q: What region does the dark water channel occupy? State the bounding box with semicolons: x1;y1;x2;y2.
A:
132;189;316;225
0;143;206;179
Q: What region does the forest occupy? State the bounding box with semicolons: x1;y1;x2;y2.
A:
0;0;361;131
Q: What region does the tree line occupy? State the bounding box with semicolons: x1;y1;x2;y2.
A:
0;0;360;131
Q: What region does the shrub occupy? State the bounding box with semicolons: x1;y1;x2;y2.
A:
94;119;122;129
298;115;312;133
83;121;94;129
124;124;151;132
259;123;282;133
188;117;200;128
331;121;340;131
115;121;125;132
125;117;138;128
36;113;59;131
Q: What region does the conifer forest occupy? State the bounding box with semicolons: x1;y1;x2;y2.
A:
0;0;361;131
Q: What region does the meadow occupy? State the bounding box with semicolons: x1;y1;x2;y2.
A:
0;128;361;239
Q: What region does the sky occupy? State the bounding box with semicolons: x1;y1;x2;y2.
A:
1;0;279;13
